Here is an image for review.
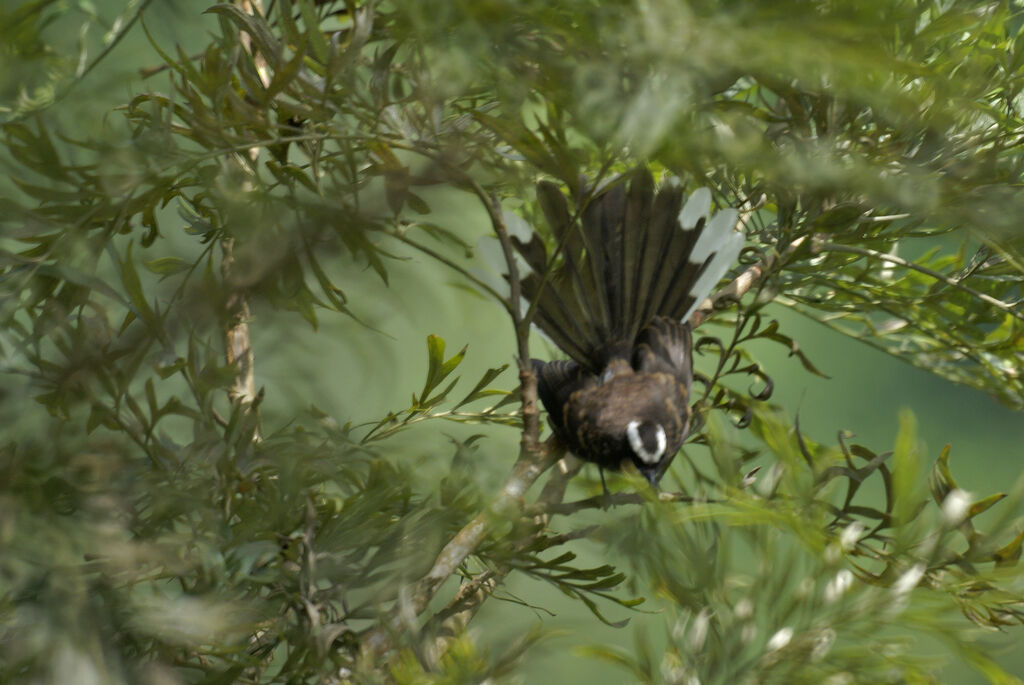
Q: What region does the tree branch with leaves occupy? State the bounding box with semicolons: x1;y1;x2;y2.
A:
2;1;1024;684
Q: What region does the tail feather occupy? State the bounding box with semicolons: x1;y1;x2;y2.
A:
537;181;602;348
621;168;655;335
660;249;710;321
522;271;592;362
681;207;744;322
579;186;623;341
516;167;743;369
679;187;712;228
633;183;685;330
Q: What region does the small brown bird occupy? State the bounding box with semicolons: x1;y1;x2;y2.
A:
513;167;744;486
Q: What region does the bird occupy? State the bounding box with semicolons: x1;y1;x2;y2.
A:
510;167;744;487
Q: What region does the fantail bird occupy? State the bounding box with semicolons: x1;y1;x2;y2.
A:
510;167;744;487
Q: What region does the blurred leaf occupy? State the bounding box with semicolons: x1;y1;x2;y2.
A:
143;256;190;276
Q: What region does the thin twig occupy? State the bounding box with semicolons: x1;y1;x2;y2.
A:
526;491;709;517
817;241;1024;322
421;447;571;653
388;227;512;315
139;51;204;79
425;570;499;638
536;453;583;509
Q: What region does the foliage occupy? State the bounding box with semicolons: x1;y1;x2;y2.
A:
2;0;1024;684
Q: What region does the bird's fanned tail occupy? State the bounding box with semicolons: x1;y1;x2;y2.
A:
516;167;744;370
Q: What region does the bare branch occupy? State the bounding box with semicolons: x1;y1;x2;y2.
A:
485;191;543;456
424;570;500;643
527;490;709;517
689;231;807;328
537;454;584;507
221;238;258;406
222;0;270;423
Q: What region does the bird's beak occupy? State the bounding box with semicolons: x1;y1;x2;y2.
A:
642;468;660;490
622;459;661;490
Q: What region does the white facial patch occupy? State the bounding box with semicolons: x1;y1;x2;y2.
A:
626;420;667;465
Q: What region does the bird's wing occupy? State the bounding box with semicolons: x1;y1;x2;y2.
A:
531;358;593;445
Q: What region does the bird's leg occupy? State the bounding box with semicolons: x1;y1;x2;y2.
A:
599;467;611;509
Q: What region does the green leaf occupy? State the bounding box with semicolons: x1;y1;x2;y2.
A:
456;364;510;407
420;335;466;401
967;492;1007;520
406;192;431;215
86;404;117;434
305;248;351;315
118;242;158;330
296;0;329;63
929;443;956;505
265;36;307;101
274;0;302;44
144;378;157;418
143;257;189;276
295;287;319;330
205;4;282;70
891;409;923;526
385;167;410;215
813;203;867;232
154;357;186;379
993;529;1024;567
473;112;572;185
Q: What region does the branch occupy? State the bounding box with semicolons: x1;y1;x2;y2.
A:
817;241;1024;323
424;463;583;647
221;0;269;424
485;190;544;456
689;223;806;328
359;155;556;660
526;490;710;517
423;570;500;642
536;454;585;509
221;239;258;406
362;438;555;656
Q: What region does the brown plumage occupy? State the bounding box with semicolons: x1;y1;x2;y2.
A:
518;168;743;486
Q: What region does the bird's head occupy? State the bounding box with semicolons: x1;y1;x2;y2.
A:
626;419;667;486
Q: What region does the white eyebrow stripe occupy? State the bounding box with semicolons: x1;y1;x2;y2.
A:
626;421;667;465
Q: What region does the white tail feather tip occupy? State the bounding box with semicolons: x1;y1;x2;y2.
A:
679;187;712;229
682;226;745;323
